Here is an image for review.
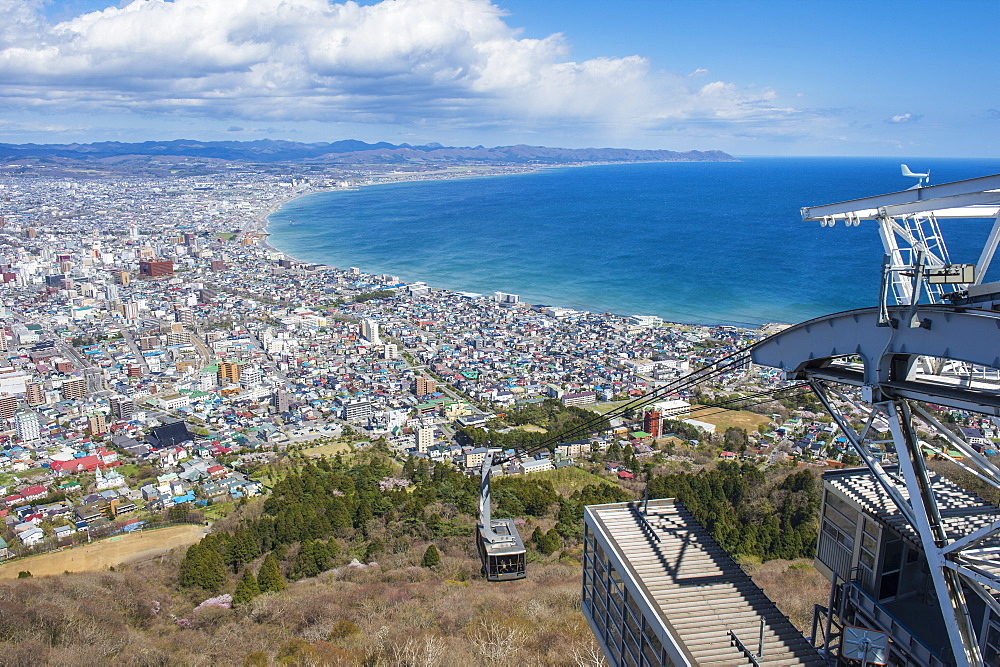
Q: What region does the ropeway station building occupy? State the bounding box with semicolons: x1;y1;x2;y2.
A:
813;466;1000;666
583;499;824;666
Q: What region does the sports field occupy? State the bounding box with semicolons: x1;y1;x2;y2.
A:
0;524;205;579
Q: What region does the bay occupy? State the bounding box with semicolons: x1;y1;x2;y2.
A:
267;157;1000;327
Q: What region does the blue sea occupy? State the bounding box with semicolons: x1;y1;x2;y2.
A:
267;157;1000;327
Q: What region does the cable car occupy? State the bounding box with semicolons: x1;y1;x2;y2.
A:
476;453;526;581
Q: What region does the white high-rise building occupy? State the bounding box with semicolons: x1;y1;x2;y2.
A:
361;318;382;345
15;411;40;442
240;365;263;386
417;426;434;453
494;292;519;305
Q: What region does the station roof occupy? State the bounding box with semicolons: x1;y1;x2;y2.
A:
588;499;823;665
823;466;1000;548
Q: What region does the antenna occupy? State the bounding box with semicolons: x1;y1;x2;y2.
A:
900;164;930;188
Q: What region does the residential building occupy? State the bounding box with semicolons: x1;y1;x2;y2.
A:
14;411;40;442
109;395;134;421
239;365;263;386
361;318;382;345
416;426;434;453
342;399;372;422
24;381;44;406
520;457;553;474
414;376;437;396
217;360;240;384
61;376;87;400
271;388;289;413
562;391;596;407
87;413;107;436
0;393;17;421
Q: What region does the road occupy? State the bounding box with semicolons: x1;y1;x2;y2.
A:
121;328;151;375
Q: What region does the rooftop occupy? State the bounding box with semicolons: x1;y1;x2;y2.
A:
824;466;1000;547
587;498;823;666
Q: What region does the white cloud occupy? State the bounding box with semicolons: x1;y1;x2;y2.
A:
888;113;920;123
688;68;709;77
0;0;791;137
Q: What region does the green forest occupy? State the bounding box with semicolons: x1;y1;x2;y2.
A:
455;399;611;451
177;451;631;598
648;462;820;560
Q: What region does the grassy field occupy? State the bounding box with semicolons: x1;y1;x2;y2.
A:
586;400;635;416
302;441;354;457
746;558;830;632
685;408;771;433
532;465;610;495
0;524;205;579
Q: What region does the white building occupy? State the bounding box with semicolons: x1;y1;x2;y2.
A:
628;315;663;328
416;426;434;453
342;399;373;422
521;457;554;474
14;411;40;442
361;318;382;345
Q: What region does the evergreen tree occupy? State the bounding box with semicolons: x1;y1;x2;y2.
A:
178;542;227;592
234;568;260;604
422;544;441;567
607;440;622;461
541;528;561;555
257;553;285;592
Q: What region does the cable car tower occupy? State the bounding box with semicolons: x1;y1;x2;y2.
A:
751;170;1000;665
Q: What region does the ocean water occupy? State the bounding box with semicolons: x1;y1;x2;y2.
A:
267;157;1000;327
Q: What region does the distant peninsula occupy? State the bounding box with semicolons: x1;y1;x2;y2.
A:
0;138;735;165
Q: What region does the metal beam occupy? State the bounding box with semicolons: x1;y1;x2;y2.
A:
886;400;982;666
910;402;1000;486
879;191;1000;218
975;213;1000;284
810;383;918;528
943;518;1000;555
750;306;1000;390
800;173;1000;220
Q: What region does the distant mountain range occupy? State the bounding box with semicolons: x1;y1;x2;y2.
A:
0;139;735;164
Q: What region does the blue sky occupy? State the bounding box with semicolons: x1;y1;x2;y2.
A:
1;0;996;156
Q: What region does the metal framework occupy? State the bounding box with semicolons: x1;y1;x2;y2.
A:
751;172;1000;666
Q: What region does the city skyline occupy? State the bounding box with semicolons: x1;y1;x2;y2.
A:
1;0;997;157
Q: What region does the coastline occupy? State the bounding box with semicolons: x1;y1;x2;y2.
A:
251;162;780;332
252;160;614;263
251;162;555;257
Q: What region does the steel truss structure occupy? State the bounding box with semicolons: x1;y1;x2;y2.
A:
751;173;1000;665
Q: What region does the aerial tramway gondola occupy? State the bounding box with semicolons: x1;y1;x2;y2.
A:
476;453;526;581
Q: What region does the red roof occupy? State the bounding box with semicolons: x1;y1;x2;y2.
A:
50;456;102;473
617;471;634;479
21;485;47;498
